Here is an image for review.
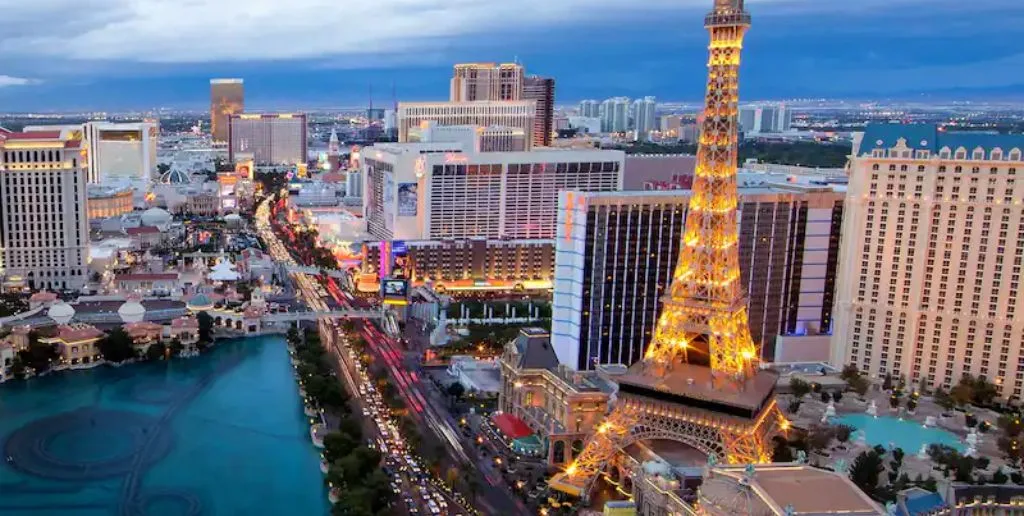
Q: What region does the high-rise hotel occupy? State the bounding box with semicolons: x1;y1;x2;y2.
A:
832;124;1024;400
397;101;538;150
552;180;845;370
361;141;623;241
210;78;244;143
450;62;524;102
0;130;90;290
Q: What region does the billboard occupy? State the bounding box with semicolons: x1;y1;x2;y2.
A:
397;183;417;217
235;159;253;180
382;279;409;305
391;240;409;280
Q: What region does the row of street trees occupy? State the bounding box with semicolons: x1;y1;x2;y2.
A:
288;327;394;516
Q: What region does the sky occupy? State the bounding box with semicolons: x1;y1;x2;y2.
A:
0;0;1022;111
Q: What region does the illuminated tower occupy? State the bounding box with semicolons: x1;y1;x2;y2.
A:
643;0;754;379
549;0;785;500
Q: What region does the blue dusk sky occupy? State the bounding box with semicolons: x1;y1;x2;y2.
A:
0;0;1021;111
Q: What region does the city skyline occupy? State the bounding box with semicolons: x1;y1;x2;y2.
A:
0;0;1021;110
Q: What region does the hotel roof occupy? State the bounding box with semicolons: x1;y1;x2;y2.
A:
860;123;1024;156
705;464;884;515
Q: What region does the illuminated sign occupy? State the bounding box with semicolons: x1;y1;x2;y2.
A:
392;241;408;255
444;153;468;164
382;279;409;305
235;159;253;180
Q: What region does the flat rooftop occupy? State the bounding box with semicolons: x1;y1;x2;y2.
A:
617;361;778;417
712;464;884;515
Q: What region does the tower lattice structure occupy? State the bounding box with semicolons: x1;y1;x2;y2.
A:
549;0;786;500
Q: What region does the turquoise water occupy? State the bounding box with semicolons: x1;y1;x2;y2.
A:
836;413;964;453
0;335;329;516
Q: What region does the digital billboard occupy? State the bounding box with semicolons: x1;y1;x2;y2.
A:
391;240;410;280
382;279;409;305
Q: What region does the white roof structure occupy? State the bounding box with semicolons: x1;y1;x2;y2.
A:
47;301;75;324
118;298;146;323
208;259;240;282
141;207;172;230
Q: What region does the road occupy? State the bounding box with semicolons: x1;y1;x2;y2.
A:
256;198;468;515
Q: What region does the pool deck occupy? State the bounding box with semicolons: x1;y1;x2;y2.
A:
785;385;1004;479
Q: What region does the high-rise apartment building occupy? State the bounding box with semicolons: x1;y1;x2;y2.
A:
361;142;623;241
210;79;244;143
600;97;630;133
397;101;537;149
228;113;307;165
524;76;555;147
450;63;524;102
631;96;657;141
578;100;601;118
24;121;159;184
738;104;792;134
552;183;844;370
0;130;90;291
832;124;1024;400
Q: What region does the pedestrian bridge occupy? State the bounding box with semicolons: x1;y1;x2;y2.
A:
265;309;382;322
284;265;348;280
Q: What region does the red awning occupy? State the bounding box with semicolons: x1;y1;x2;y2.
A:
492;413;533;440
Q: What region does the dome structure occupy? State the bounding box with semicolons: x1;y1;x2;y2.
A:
159;169;192;185
141;207;172;230
118;297;146;323
187;293;214;312
47;301;75;325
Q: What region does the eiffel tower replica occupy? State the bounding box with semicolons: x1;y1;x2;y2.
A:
549;0;787;499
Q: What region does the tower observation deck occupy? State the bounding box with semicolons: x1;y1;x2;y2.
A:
548;0;787;500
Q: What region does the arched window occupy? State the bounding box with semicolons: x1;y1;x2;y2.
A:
973;147;986;160
992;148;1003;161
955;147;967;160
553;441;566;463
939;147;952;159
571;439;584;459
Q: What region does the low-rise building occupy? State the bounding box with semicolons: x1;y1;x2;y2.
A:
87;185;134;219
0;341;14;382
498;327;612;467
362;238;554;292
125;226;163;249
446;356;501;396
123;321;165;353
114;273;180;295
238;248;276;283
43;323;105;366
169;316;200;347
632;463;884;516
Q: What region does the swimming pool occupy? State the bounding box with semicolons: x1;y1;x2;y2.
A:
835;413;964;453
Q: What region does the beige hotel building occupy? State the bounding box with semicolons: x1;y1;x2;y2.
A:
832;124;1024;400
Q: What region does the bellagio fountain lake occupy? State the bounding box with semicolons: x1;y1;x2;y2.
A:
0;335;329;516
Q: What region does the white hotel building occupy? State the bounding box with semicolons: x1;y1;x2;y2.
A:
0;129;90;291
24;121;159;184
397;101;537;150
832;124;1024;400
360;141;623;241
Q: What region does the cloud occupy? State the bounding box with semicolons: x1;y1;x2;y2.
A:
0;75;37;87
0;0;944;65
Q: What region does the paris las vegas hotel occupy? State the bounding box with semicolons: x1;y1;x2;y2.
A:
832;124;1024;400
